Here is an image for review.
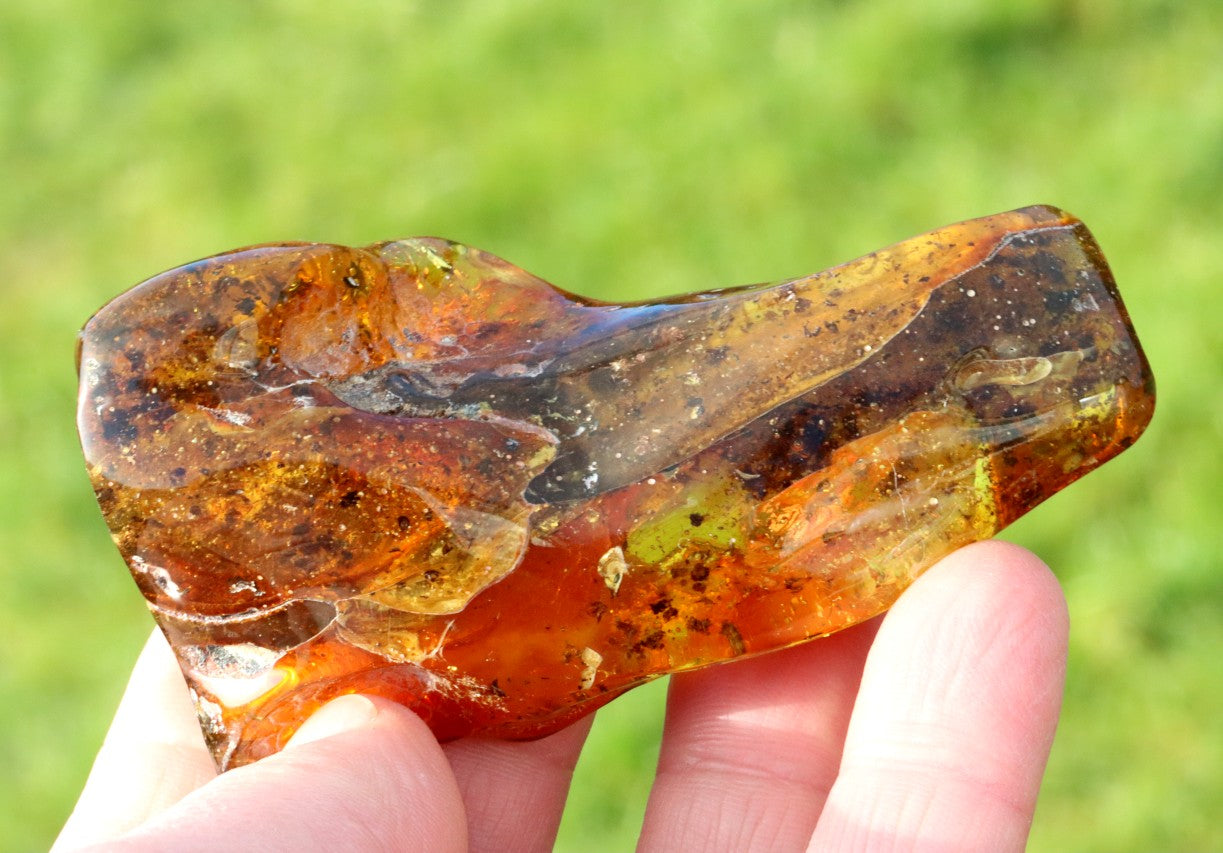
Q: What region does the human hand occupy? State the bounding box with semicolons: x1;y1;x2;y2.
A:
54;540;1066;852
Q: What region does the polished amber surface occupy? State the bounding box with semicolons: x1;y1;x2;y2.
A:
78;206;1154;769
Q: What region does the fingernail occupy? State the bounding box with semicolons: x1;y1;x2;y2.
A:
286;694;379;748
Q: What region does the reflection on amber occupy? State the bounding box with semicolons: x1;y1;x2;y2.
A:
77;206;1154;769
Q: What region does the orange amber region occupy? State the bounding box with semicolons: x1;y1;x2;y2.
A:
77;206;1154;769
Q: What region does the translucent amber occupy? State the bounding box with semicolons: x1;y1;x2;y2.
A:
77;206;1154;769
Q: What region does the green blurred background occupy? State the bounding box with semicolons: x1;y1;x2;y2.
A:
1;1;1219;850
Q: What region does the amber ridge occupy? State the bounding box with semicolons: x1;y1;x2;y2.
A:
77;206;1154;769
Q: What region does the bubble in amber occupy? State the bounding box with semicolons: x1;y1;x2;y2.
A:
77;206;1154;769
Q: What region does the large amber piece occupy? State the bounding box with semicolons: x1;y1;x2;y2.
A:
78;206;1154;769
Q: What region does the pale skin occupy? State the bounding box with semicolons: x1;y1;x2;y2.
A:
55;540;1068;852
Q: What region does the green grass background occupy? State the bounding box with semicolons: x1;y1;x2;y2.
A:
1;1;1219;850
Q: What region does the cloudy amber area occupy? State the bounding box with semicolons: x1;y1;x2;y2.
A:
77;206;1153;769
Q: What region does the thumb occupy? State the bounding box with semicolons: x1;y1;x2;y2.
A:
99;695;468;853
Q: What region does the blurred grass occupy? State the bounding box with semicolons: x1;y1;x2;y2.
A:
0;1;1219;850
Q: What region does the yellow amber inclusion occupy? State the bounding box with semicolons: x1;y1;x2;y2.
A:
77;206;1154;769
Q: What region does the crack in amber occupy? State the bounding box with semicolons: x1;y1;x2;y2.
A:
77;206;1154;770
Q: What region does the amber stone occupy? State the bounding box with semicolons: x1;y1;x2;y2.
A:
77;206;1154;769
